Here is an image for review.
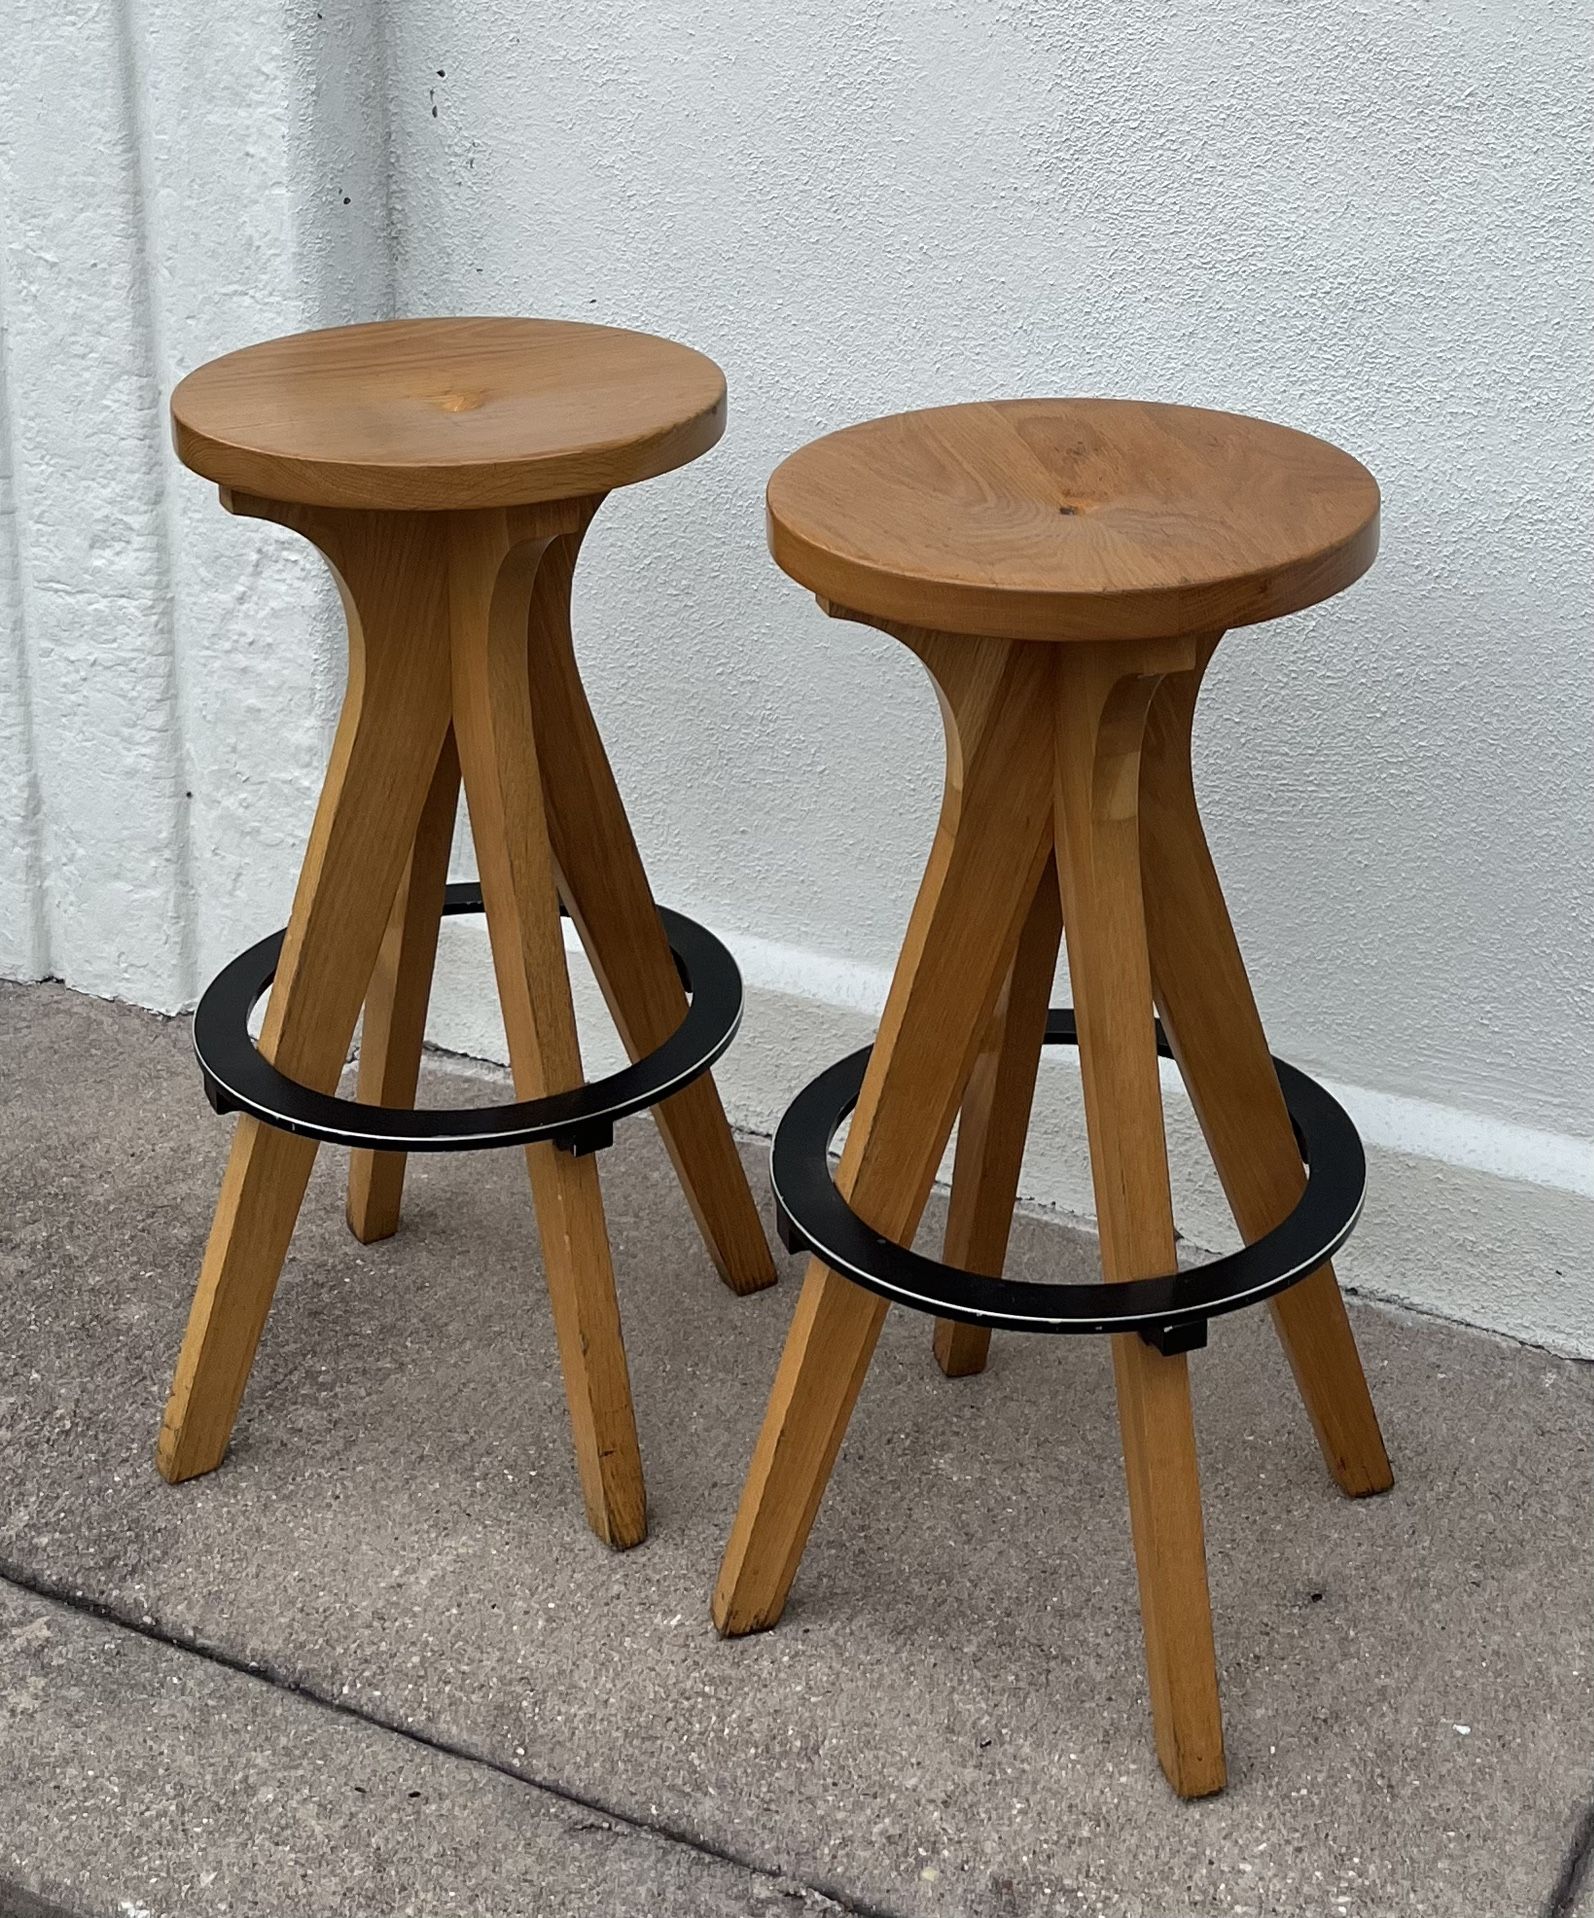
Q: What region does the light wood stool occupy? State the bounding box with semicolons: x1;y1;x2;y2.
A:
714;398;1394;1795
159;318;775;1548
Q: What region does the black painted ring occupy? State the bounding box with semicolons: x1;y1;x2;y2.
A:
193;881;743;1157
770;1009;1365;1344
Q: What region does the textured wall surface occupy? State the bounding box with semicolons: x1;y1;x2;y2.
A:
3;3;1590;1334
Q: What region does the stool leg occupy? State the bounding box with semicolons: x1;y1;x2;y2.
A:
159;505;454;1482
448;510;646;1550
345;730;460;1244
526;527;775;1296
714;631;1056;1635
1139;649;1392;1497
932;860;1062;1378
1054;640;1226;1799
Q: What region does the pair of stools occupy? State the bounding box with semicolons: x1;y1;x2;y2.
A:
160;317;1391;1799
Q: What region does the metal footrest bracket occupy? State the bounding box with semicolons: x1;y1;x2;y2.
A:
193;882;743;1158
770;1009;1365;1353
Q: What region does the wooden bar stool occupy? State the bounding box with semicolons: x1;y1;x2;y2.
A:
159;318;775;1548
714;398;1394;1795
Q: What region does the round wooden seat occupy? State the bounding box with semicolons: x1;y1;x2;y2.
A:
766;398;1379;642
171;317;726;511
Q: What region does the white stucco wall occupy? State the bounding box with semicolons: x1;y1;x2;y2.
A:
3;3;1590;1345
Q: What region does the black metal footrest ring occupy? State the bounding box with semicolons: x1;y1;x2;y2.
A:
770;1008;1366;1353
193;881;744;1159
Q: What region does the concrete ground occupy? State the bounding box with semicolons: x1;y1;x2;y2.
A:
1;979;1590;1918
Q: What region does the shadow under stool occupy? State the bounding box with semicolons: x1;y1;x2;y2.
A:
714;397;1395;1797
158;317;775;1549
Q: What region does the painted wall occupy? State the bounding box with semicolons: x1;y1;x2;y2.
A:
3;3;1590;1343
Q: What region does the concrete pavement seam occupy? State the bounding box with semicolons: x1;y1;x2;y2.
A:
0;1559;906;1918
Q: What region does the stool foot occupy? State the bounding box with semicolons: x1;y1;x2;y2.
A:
1140;651;1392;1499
1055;642;1226;1798
930;1318;990;1381
160;500;454;1481
716;627;1056;1630
159;1120;320;1481
1268;1271;1392;1496
524;1142;647;1548
713;1261;887;1633
450;510;646;1549
1111;1334;1227;1797
346;730;460;1245
933;861;1062;1378
528;527;775;1297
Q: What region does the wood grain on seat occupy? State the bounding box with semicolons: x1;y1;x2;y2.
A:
171;318;726;511
766;398;1378;642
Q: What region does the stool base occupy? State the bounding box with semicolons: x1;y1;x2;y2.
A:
715;617;1392;1800
160;488;773;1553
